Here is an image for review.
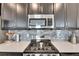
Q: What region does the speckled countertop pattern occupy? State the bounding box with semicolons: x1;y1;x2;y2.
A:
0;41;30;52
52;41;79;53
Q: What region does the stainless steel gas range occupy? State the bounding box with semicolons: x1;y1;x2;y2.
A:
23;39;59;56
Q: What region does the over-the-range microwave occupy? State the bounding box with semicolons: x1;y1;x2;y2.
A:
28;14;54;28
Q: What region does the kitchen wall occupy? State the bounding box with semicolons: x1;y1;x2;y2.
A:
0;16;7;40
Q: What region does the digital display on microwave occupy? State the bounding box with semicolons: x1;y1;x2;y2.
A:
29;18;46;26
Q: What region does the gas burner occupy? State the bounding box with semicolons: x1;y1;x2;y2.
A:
30;46;52;51
24;39;59;53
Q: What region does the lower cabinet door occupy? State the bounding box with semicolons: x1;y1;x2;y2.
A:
0;53;23;56
60;53;79;56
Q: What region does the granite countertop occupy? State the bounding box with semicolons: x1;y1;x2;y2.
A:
51;41;79;53
0;40;79;53
0;41;30;52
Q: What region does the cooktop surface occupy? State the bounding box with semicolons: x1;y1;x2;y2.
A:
24;39;59;53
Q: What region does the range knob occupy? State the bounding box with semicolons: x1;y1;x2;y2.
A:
40;54;43;56
31;54;35;56
52;54;56;56
27;54;30;56
23;54;30;56
47;54;51;56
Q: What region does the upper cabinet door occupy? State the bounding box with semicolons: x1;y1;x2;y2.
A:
1;3;13;20
66;3;77;28
8;4;17;28
1;3;17;28
28;3;40;14
16;3;28;28
40;3;54;14
77;4;79;28
54;3;65;28
1;3;28;29
28;3;54;14
0;4;1;16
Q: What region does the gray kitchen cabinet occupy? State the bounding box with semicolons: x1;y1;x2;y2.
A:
0;4;1;16
1;3;28;29
28;3;54;14
28;3;40;14
54;3;65;28
0;53;23;56
40;3;53;14
7;3;17;28
1;3;13;20
60;53;79;56
77;4;79;28
16;3;28;28
66;3;77;28
1;3;17;29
